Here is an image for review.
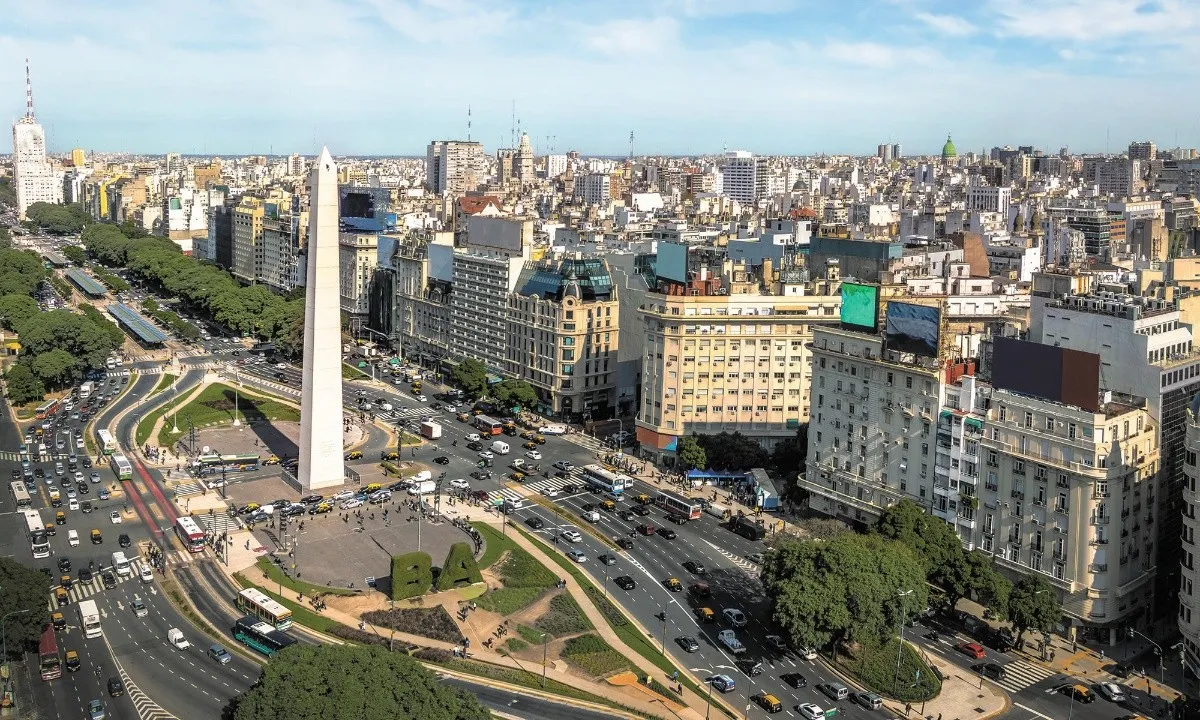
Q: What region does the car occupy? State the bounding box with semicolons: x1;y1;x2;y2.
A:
478;451;494;460
706;674;736;693
450;478;470;490
632;504;652;516
101;570;116;589
613;509;634;521
97;489;109;500
118;534;131;548
656;527;677;539
66;487;77;499
851;691;883;710
207;645;233;664
522;441;537;450
818;682;849;701
799;646;819;660
466;441;483;451
1058;684;1095;703
107;677;124;697
973;662;1007;681
58;557;71;573
613;575;636;590
67;498;79;511
664;577;683;591
78;568;93;584
597;553;618;566
139;566;154;583
674;635;700;653
636;523;656;535
752;693;783;713
566;549;587;563
766;634;788;651
89;472;100;483
525;450;542;460
470;470;491;481
433;456;450;465
308;502;333;515
300;494;324;504
82;457;93;468
340;499;363;510
131;599;149;618
1096;682;1126;703
109;511;122;524
331;490;355;502
615;537;634;550
795;703;825;720
553;460;574;471
87;699;106;720
723;608;748;627
541;486;560;498
956;641;986;660
781;672;808;688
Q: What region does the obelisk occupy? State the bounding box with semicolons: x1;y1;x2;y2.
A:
298;147;344;490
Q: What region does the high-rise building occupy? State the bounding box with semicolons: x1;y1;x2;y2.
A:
287;153;307;176
1180;397;1200;677
516;133;534;185
577;173;611;206
1129;141;1157;162
11;60;61;219
720;151;768;204
231;196;267;283
426;140;486;196
966;184;1012;217
70;148;85;168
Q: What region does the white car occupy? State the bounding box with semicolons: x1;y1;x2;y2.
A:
207;479;227;489
799;646;819;661
110;510;122;524
450;479;471;490
1096;682;1126;702
340;498;363;510
68;498;79;511
566;549;587;563
73;471;84;483
415;394;428;402
796;704;825;720
541;486;560;497
559;528;582;542
525;450;542;460
276;363;287;369
478;451;494;460
332;490;356;501
140;565;154;583
466;433;481;442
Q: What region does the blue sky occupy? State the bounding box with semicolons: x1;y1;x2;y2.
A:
2;0;1196;157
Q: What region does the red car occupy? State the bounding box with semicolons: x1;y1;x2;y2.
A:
636;524;657;536
956;642;986;660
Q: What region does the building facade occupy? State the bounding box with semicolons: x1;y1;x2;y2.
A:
426;140;486;196
11;69;60;219
339;233;378;318
231;196;266;284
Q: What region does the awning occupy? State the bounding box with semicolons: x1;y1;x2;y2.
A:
786;419;800;429
965;417;983;430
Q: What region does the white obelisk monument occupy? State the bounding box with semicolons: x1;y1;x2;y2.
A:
298;147;344;490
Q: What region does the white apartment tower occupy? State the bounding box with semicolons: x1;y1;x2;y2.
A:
11;60;61;219
426;140;486;196
720;151;767;204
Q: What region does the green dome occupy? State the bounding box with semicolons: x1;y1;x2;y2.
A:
941;134;957;159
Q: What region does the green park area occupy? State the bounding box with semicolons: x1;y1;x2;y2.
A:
135;381;299;447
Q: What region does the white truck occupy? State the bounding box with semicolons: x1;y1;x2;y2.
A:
79;381;94;400
491;440;510;455
539;425;567;435
408;479;436;496
420;421;442;440
718;629;746;654
111;551;132;577
78;599;102;639
168;628;191;650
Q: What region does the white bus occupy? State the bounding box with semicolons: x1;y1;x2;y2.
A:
110;452;133;481
580;464;633;498
236;588;293;631
96;429;117;456
23;509;49;558
77;599;102;639
10;481;31;508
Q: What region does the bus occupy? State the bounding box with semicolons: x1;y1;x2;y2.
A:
195;454;259;472
655;490;703;521
232;615;297;657
38;625;61;680
580;464;633;498
175;516;206;553
35;399;59;420
96;429;117;455
110;452;133;481
24;509;49;558
473;415;503;436
236;588;293;630
10;481;32;508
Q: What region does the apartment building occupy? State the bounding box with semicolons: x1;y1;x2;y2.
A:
426;140;486;196
390;232;454;364
506;256;619;420
636;256;841;465
720;151;768;204
340;233;378;318
231;196;266;284
1180;397;1200;678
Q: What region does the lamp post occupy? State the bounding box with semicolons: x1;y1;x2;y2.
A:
656;610;667;655
541;632;549;688
1;609;31;665
170;378;180;435
1128;628;1166;685
893;588;913;699
689;668;716;720
232;368;241;428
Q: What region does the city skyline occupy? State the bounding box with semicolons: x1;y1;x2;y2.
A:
3;0;1199;157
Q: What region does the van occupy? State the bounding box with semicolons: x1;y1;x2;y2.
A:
409;470;432;483
491;440;510;455
167;628;191;650
67;529;79;546
818;682;849;702
581;510;601;523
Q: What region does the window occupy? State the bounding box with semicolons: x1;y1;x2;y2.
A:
1024;412;1034;428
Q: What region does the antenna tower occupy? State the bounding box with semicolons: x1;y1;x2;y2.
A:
468;105;472;141
24;58;35;119
629;130;635;160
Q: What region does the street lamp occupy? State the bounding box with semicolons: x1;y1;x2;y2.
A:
232;367;241;428
689;668;716;720
656;610;667;655
894;588;913;699
541;632;549;688
1128;628;1166;685
1;609;32;664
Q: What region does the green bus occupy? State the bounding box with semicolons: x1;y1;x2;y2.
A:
232;616;297;657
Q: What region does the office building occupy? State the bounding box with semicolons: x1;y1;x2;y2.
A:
577;172;611;207
720;151;768;204
426;140;486;196
1129;141;1157;162
231;196;267;284
966;184;1012;218
1180;397;1200;678
11;60;61;219
448;215;533;370
339;232;378;318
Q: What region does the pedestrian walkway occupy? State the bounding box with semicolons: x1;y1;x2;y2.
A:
195;512;241;535
993;657;1058;694
564;432;606;452
47;560;148;608
108;367;157;377
483;471;585;506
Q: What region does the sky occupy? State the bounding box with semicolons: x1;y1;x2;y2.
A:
1;0;1197;157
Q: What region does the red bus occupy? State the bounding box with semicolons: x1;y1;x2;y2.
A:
35;399;59;420
655;490;703;521
39;625;61;680
473;415;503;436
175;516;206;553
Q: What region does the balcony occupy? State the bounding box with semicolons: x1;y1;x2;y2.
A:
1011;490;1025;500
1091;537;1109;545
1091;514;1111;525
1090;563;1108;573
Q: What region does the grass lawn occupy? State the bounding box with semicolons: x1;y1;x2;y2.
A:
473;523;513;569
473;586;546;615
134;401;171;447
516;624;547;645
533;593;592;636
504;637;529;652
157;382;299;446
151;373;177;395
233;572;339;633
254;556;356;597
342;363;368;380
560;634;631;677
837;637;941;703
440;658;647;717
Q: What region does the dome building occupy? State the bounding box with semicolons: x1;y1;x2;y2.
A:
941;135;958;162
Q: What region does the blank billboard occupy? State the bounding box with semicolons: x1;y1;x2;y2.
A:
657;242;688;283
885;302;941;356
992;337;1100;412
840;283;879;331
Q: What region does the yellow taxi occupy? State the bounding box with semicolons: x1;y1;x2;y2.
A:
310;502;333;514
533;435;546;444
55;587;70;606
45;522;56;536
51;612;66;630
364;483;383;494
457;413;471;423
510;472;526;482
64;650;80;672
752;693;783;713
344;450;363;460
381;451;401;461
263;455;281;465
56;511;66;525
663;577;683;592
694;607;715;622
522;441;538;450
601;500;617;512
634;494;652;505
520;431;537;440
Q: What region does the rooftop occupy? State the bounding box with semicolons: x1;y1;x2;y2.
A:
106;303;168;345
64;268;106;298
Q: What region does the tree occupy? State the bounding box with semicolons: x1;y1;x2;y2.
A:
24;202;87;235
763;534;927;658
32;349;80;388
493;379;537;410
771;424;808;475
1006;576;1060;645
0;294;40;331
695;431;768;470
973;558;1012;620
451;358;488;398
874;499;967;587
0;226;10;250
234;644;489;720
4;363;44;405
676;435;707;471
61;245;87;265
0;557;52;657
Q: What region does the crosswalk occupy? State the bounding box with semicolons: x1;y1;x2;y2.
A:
482;471;588;506
196;512;242;534
107;367;155;377
47;559;148;609
703;539;762;576
380;407;440;424
993;658;1058;694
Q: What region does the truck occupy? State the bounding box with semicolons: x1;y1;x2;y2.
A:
509;458;528;471
704;502;729;520
78;599;102;639
79;381;94;400
539;425;567;435
168;628;191;650
419;421;442;440
407;479;436;496
491;440;510;455
111;551;132;577
718;629;745;654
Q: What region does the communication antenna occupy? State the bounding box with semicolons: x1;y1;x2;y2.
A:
24;58;35;119
629;130;635;160
510;101;516;149
467;105;472;141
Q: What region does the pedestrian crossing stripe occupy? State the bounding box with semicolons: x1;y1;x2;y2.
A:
993;658;1057;693
47;559;148;609
196;513;242;534
479;472;589;505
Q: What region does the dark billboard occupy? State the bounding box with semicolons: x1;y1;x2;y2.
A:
885;301;941;356
840;282;879;331
992;337;1100;412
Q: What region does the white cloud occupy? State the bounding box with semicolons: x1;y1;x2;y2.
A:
586;17;680;57
914;12;976;36
989;0;1198;41
654;0;797;17
822;41;940;69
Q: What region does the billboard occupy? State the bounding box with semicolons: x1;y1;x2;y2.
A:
884;302;941;356
991;337;1101;412
657;241;689;283
840;282;879;331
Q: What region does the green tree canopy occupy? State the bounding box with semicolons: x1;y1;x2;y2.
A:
4;362;44;405
61;245;87;265
31;348;80;389
24;202;90;235
676;435;707;471
0;557;52;657
874;499;966;582
695;431;769;470
1007;576;1060;643
762;533;928;656
493;379;537;410
0;248;47;297
451;358;488;398
233;644;490;720
0;294;40;331
18;309;119;371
